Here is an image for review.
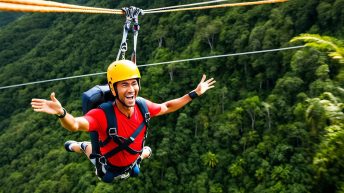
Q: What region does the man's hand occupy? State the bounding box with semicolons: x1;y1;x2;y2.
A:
31;92;64;115
194;74;216;96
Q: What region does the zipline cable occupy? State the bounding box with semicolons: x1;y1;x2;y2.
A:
0;45;305;90
138;45;305;67
0;72;107;90
0;1;122;14
0;0;122;12
144;0;288;14
0;0;288;14
145;0;234;12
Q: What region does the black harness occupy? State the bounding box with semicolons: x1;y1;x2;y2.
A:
89;97;150;181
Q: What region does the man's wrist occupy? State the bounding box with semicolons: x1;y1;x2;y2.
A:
188;90;199;99
56;107;67;118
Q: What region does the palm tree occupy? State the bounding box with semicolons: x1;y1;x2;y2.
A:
290;34;344;64
305;92;344;134
202;151;219;168
305;98;326;135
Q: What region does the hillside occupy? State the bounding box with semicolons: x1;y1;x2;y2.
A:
0;0;343;192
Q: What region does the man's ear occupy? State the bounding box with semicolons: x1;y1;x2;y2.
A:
108;82;116;96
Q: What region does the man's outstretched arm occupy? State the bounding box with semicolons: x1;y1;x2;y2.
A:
31;92;89;132
156;74;216;116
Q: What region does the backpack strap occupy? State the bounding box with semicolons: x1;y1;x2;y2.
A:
135;97;150;125
89;131;105;178
88;101;115;178
99;101;117;130
135;97;150;148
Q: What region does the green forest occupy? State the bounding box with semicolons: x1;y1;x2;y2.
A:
0;0;343;192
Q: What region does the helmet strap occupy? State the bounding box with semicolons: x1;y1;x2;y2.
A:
136;78;141;91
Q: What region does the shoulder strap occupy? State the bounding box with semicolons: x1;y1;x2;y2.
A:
134;97;150;151
89;101;116;156
99;101;117;129
135;97;150;125
98;102;117;147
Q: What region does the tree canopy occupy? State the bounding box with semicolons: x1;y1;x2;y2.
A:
0;0;343;192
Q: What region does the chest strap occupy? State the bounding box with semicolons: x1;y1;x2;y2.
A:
99;101;149;159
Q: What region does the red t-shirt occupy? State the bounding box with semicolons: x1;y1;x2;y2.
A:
84;98;161;167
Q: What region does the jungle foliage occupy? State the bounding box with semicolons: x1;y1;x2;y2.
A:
0;0;343;192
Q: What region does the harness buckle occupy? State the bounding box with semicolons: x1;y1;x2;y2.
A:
109;127;117;136
114;172;130;180
133;23;140;31
144;112;150;123
98;156;107;166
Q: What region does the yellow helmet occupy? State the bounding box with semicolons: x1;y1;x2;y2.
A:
107;60;141;92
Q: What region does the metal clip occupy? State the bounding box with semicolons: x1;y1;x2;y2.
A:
109;127;117;136
122;6;143;22
98;156;107;165
116;6;143;62
145;112;151;123
114;172;130;180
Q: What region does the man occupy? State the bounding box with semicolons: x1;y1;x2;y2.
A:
31;60;216;182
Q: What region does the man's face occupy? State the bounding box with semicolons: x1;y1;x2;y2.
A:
115;79;139;107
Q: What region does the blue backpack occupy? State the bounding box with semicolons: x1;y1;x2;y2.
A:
82;85;150;182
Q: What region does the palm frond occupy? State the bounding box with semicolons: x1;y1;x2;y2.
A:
290;34;344;64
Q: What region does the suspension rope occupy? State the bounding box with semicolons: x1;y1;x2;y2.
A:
0;1;123;14
0;0;122;12
0;45;305;90
0;0;288;14
144;0;288;14
145;0;233;12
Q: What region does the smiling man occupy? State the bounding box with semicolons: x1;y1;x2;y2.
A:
31;60;216;182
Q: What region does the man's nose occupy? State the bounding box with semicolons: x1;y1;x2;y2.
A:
127;85;135;92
